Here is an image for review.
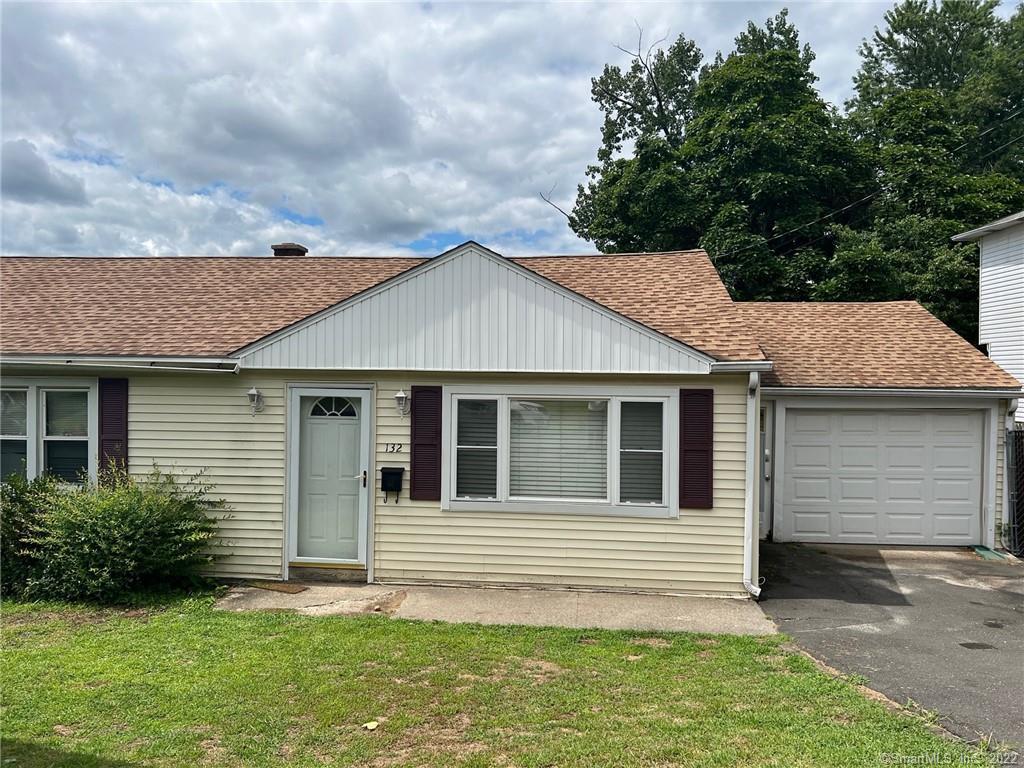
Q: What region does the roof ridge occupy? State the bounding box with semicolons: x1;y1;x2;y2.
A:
512;249;708;259
738;300;919;306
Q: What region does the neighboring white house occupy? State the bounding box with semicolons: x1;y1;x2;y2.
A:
955;211;1024;422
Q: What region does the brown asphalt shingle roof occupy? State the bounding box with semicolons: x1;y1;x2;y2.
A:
2;251;1019;390
0;257;424;358
0;250;762;361
737;301;1021;390
518;252;762;361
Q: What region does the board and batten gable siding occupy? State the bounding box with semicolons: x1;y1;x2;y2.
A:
237;246;713;375
127;371;750;592
373;374;750;595
978;223;1024;420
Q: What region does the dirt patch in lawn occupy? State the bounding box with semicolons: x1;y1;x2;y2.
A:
368;713;490;767
630;636;672;648
521;658;564;683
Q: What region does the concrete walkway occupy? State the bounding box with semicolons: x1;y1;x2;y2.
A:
216;582;777;635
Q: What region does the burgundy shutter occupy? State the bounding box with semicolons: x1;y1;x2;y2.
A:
99;378;129;475
410;386;442;501
679;388;713;509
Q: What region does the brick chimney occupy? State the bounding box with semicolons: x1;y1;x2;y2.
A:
271;242;309;257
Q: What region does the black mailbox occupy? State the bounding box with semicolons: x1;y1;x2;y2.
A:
380;467;404;503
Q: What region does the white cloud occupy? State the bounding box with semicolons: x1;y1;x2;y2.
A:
1;1;913;257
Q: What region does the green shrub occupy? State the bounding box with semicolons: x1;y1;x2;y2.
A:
1;473;60;596
3;467;223;602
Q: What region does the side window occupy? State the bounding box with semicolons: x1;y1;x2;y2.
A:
42;390;89;482
1;389;28;480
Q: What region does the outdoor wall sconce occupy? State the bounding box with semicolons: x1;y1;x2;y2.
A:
247;386;265;416
394;389;410;416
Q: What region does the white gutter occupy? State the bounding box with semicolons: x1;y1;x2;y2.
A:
743;371;761;599
709;360;773;373
760;386;1022;398
1;357;239;374
1;354;238;367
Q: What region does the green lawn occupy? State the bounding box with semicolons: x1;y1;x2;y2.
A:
1;596;987;767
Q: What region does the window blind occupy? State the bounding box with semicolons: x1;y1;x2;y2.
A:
510;399;607;499
45;391;88;437
455;399;497;498
619;401;663;504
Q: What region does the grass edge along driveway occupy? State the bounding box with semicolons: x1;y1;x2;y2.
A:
1;596;998;767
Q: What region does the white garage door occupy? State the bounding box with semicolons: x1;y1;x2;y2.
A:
780;409;983;545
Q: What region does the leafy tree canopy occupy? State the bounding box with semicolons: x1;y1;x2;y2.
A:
569;2;1024;341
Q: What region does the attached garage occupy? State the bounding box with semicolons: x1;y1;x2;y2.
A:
776;408;984;545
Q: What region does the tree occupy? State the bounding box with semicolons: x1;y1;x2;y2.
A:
570;12;872;300
570;29;704;252
849;0;1023;178
833;2;1024;339
568;2;1023;341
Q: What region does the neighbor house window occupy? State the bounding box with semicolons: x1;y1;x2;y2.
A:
447;388;675;517
0;381;97;483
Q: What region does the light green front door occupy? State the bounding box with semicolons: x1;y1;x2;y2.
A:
297;395;364;561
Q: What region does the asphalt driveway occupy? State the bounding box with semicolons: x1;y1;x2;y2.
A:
760;542;1024;750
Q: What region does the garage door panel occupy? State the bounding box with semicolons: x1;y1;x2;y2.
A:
792;477;830;501
790;511;830;537
934;412;978;435
888;413;926;433
883;513;927;538
791;444;830;469
780;409;982;546
933;445;979;472
933;478;974;503
885;478;924;501
839;512;880;535
933;513;975;539
838;477;878;502
839;445;878;470
841;413;877;433
886;445;925;470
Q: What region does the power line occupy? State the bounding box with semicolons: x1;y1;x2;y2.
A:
976;132;1024;162
715;104;1024;259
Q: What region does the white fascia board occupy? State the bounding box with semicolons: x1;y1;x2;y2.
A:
709;361;773;373
233;241;717;367
952;212;1024;242
760;386;1022;398
0;355;239;373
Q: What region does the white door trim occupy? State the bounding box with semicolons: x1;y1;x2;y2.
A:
768;396;999;549
286;385;373;572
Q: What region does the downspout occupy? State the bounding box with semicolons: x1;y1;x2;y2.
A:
743;371;762;599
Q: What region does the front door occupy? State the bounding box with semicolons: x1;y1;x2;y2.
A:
292;389;370;563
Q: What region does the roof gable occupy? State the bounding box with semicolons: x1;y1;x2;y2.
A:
235;242;715;373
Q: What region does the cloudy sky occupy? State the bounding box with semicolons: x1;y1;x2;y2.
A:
0;1;961;257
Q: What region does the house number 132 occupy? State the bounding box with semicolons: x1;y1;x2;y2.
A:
384;443;404;453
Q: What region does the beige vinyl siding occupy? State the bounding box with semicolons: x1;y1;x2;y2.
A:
127;371;750;593
374;374;749;595
128;373;288;579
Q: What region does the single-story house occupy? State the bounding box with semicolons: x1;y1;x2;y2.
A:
1;241;1020;598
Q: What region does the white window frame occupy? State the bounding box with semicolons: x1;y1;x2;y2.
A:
442;384;678;518
0;377;98;483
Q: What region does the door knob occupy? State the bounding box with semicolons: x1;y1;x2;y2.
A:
353;470;367;487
